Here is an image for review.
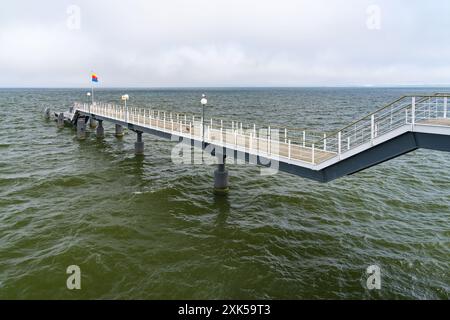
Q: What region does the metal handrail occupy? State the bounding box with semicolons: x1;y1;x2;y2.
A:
309;94;450;161
75;102;323;164
314;93;450;144
312;93;450;146
75;102;324;150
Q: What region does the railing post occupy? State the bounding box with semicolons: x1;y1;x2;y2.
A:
428;98;431;118
288;140;291;159
311;144;315;164
444;97;447;118
284;128;287;143
338;131;341;157
323;133;327;151
435;97;438;118
302;131;306;148
411;97;416;129
371;114;375;143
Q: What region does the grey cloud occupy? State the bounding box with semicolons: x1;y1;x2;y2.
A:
0;0;449;87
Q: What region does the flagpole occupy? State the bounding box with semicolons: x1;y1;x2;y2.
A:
90;71;94;106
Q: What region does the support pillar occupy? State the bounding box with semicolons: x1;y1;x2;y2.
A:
134;131;144;155
96;120;104;138
44;107;50;120
115;124;124;137
57;112;64;128
214;155;229;194
77;117;86;140
89;117;97;129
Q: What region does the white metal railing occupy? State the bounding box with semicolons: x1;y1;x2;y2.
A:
73;101;333;165
312;94;450;162
74;94;450;166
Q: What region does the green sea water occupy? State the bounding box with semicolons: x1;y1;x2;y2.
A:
0;87;448;299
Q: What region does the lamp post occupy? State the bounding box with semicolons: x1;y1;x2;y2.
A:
201;94;207;146
122;94;129;122
87;92;91;113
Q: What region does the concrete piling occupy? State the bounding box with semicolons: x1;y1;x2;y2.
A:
96;120;104;138
135;131;144;155
57;112;64;128
89;117;97;129
77;117;86;140
115;124;124;137
214;155;229;194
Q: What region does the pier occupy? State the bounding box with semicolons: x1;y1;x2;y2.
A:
60;93;450;191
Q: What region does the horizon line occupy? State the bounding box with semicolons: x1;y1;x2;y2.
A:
1;84;450;89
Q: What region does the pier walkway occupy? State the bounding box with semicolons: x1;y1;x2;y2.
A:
72;94;450;184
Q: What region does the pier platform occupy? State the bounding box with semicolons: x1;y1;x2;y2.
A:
72;94;450;183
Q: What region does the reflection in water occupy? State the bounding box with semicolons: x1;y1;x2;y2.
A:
213;193;230;228
133;155;145;177
92;136;110;151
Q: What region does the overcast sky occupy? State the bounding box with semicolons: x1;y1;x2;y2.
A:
1;0;449;87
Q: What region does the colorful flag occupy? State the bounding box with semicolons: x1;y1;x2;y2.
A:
91;73;98;82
